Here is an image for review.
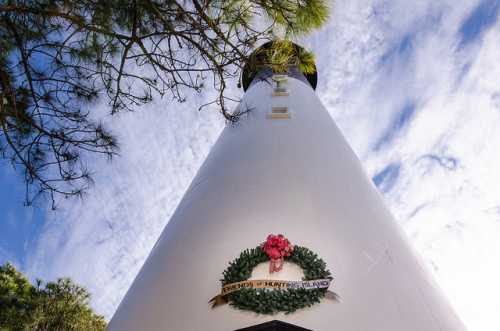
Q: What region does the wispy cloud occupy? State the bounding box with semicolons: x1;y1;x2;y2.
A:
311;1;500;329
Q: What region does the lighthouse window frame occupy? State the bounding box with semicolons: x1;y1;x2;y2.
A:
267;106;291;119
272;75;289;96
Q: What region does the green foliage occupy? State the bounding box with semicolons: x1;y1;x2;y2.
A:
221;246;332;314
262;39;316;74
259;0;330;35
0;263;106;331
245;39;317;77
295;46;317;74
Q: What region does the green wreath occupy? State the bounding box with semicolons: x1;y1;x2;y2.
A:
220;245;333;314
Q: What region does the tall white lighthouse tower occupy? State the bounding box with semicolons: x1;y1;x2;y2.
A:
108;43;466;331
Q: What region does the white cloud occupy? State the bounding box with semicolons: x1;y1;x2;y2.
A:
312;1;500;329
25;0;500;330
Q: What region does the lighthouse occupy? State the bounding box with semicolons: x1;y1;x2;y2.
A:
107;43;466;331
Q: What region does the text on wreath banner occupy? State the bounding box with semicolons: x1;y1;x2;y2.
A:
210;279;337;308
222;279;331;295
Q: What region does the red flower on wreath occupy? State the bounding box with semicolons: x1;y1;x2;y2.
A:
262;234;294;273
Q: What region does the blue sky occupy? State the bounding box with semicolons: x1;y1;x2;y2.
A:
2;0;500;330
0;162;46;269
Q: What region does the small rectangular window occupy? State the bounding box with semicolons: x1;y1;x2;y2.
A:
272;75;289;96
272;107;288;114
267;106;291;119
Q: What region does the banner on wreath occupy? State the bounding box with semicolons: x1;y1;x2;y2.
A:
210;278;337;308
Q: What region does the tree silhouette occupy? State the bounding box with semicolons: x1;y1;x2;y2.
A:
0;0;330;206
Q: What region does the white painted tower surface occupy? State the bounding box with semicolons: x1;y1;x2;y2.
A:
108;44;466;331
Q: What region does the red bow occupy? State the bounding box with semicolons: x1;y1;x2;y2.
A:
262;234;294;273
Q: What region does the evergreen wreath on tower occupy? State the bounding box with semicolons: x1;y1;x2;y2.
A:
210;234;338;314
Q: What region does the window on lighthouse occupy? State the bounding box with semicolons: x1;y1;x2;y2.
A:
267;106;291;119
272;75;289;96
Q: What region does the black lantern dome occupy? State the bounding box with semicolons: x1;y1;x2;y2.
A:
241;41;318;91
